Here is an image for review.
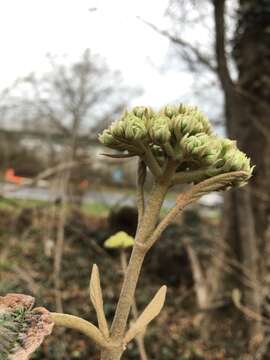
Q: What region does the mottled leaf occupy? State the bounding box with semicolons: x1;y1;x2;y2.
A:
0;294;54;360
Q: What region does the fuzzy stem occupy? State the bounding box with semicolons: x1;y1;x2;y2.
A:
120;249;149;360
163;142;176;159
146;192;192;248
137;159;146;226
138;141;163;178
110;243;147;341
100;348;123;360
110;162;176;342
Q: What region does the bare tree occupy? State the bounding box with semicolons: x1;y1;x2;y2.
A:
11;49;138;313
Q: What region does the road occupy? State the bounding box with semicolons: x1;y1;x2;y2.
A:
0;183;222;208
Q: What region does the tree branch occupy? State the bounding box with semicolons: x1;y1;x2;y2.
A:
214;0;234;90
138;17;217;73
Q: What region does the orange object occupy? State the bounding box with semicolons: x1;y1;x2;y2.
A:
5;168;23;185
79;179;89;189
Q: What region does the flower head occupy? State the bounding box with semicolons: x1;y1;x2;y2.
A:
99;103;253;187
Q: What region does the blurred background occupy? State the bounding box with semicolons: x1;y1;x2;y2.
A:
0;0;269;358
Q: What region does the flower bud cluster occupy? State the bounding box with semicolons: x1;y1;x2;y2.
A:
99;104;253;185
180;133;253;185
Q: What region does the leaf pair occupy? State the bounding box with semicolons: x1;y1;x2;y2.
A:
89;264;167;345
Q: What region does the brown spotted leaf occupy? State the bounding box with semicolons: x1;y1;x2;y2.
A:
0;293;54;360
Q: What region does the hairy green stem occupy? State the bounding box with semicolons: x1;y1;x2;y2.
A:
138;141;163;178
120;249;149;360
110;162;177;343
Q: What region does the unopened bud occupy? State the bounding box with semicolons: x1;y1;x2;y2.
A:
110;120;126;138
160;105;179;118
124;114;147;141
150;116;171;144
98;130;124;150
132;106;153;119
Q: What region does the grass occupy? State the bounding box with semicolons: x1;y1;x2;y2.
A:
0;197;111;216
0;196;171;217
81;202;111;215
0;197;48;210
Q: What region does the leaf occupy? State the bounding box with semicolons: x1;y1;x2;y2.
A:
50;312;107;348
124;286;167;344
104;231;135;249
232;288;242;308
0;293;54;360
100;153;136;158
90;265;109;338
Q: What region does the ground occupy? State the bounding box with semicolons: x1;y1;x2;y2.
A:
0;199;250;359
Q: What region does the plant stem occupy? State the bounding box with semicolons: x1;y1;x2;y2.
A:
110;162;176;342
100;348;123;360
110;243;147;340
137;159;146;227
120;249;149;360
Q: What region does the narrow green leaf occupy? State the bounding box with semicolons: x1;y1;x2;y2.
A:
124;286;167;344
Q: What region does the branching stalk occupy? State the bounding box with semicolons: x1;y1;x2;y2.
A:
110;161;177;341
51;313;108;348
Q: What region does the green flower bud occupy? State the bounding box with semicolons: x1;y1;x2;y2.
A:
98;129;117;146
176;115;205;136
174;105;212;136
150;116;171;144
201;138;223;166
132;106;154;119
123;114;147;141
219;138;237;157
172;112;212;141
181;133;209;153
181;134;224;166
110;120;126;138
178;103;193;114
159;105;179;118
98;129;126;151
99;104;253;188
224;148;251;172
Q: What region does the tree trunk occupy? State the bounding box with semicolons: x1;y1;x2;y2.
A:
229;1;270;348
214;0;270;346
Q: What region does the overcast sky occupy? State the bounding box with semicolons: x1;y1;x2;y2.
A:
0;0;197;108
